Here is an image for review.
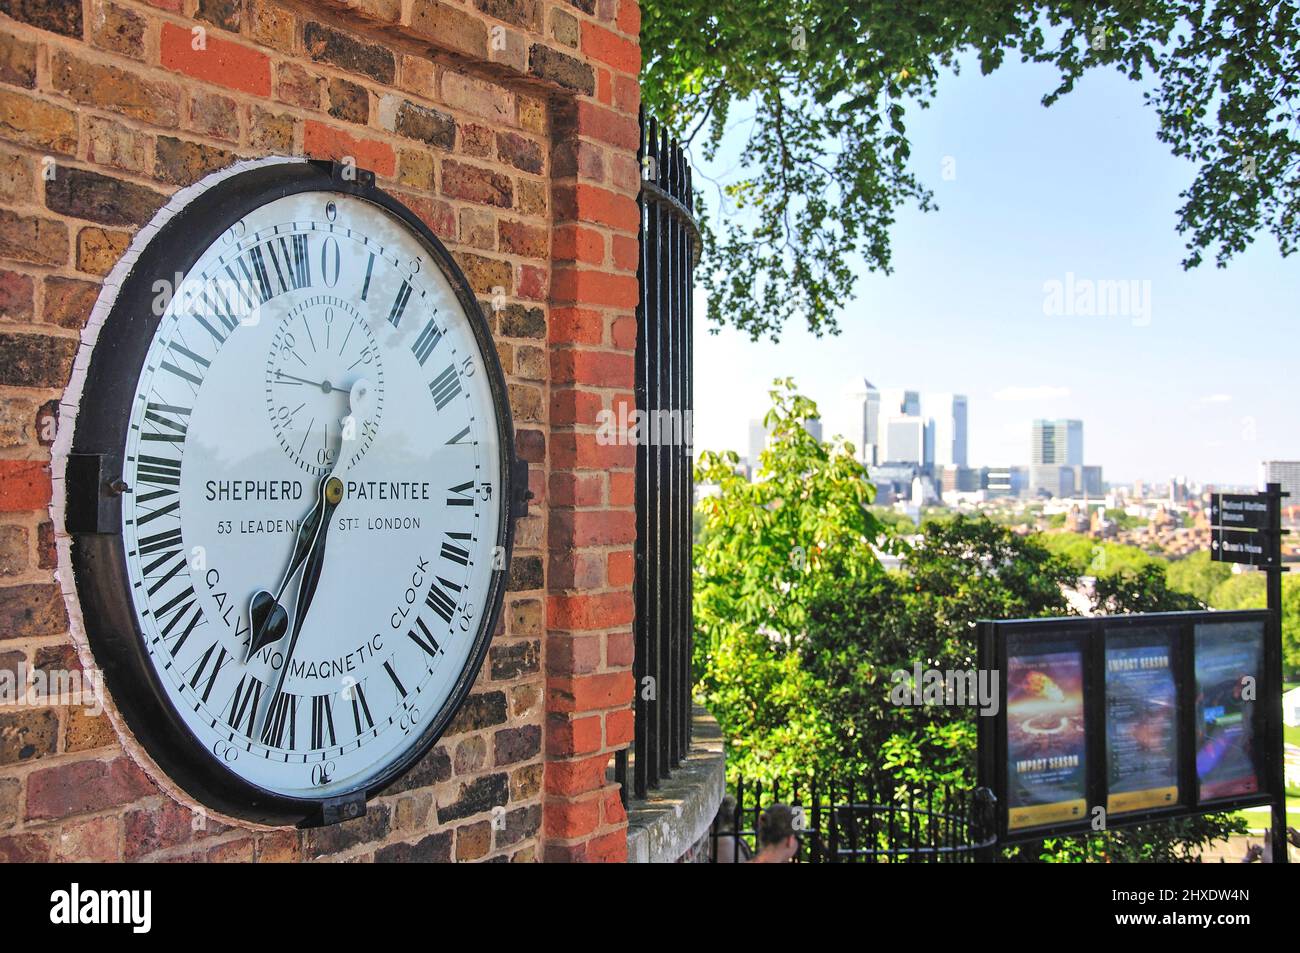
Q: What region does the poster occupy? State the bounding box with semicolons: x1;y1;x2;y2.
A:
1006;638;1087;830
1194;621;1264;801
1104;628;1179;815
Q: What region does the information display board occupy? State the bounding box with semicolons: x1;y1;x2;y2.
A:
1104;627;1180;815
978;611;1276;843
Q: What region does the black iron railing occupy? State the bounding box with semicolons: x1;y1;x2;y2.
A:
615;112;699;804
708;776;999;863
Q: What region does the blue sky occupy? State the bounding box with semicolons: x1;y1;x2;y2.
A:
688;53;1299;486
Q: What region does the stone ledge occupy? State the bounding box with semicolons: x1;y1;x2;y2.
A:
625;707;725;863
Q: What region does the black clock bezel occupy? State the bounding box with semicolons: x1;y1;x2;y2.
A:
66;159;520;828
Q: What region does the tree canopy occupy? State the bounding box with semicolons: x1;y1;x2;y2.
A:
642;1;1300;339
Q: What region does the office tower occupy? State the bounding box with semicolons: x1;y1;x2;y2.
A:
840;378;880;465
880;388;921;418
928;393;968;467
1261;461;1300;502
883;415;927;465
1032;419;1083;465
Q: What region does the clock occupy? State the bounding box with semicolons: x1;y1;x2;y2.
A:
60;158;528;827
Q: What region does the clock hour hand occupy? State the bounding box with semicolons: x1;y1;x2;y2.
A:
265;475;345;718
245;378;372;661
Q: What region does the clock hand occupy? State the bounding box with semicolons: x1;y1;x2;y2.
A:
273;369;347;392
245;378;372;661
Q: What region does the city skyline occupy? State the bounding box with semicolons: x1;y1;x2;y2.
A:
689;51;1299;486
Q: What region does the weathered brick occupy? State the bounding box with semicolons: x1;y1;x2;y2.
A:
380;745;451;795
436;772;508;823
328;77;370;125
498;219;548;258
458;252;512;294
374;830;451;862
195;0;241;32
456;819;492;860
84;115;152;174
496;131;544;174
303;801;391;857
154;137;234;187
0;332;75;388
445;690;508;734
0;30;35;87
247;106;295;153
528;44;594;94
0;0;81;37
0;831;51;862
494;724;541;766
186;89;240;143
25;756;155;820
303;21;395;84
408;1;488;59
0;88;76;154
475;0;540;30
303;121;395;177
511;761;543;800
441;159;512;207
490;639;540;679
43;276;99;330
63;707;116;752
498;303;545;338
551;7;579;47
0;708;57;763
50;50;180;127
0;775;18;829
276;62;321;109
89;0;147;59
46;167;166;226
247;0;295;52
0;581;64;636
0;268;32;322
160;22;271;96
53;814;121;861
76;226;129;276
507;553;544;590
454;735;487;774
441;72;514;124
393;99;455;148
517;179;547;216
397;148;435;191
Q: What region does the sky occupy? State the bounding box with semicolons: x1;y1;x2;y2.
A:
687;53;1299;486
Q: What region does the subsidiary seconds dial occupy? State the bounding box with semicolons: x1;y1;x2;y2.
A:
266;295;384;474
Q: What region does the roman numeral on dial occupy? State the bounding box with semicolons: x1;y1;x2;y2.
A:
226;674;264;737
311;693;337;749
350;682;374;734
428;365;461;410
183;642;230;704
425;576;462;624
440;531;471;566
408;617;442;660
261;691;300;749
387;280;412;328
411;318;443;366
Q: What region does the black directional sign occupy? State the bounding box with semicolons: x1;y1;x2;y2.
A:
1211;527;1277;567
1210;493;1270;530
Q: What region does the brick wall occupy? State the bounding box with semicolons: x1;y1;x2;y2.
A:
0;0;639;862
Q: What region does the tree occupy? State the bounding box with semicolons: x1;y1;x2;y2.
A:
642;2;1300;339
692;379;892;781
1167;549;1232;603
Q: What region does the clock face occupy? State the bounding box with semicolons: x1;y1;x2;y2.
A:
66;161;517;824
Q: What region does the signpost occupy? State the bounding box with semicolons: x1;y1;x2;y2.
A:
1209;484;1290;863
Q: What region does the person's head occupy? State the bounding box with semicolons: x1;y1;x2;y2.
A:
757;803;799;861
715;795;738;833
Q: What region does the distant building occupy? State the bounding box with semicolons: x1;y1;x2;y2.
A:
1031;419;1085;497
870;462;921;501
1262;461;1300;503
839;378;881;465
928;393;968;468
940;465;982;493
985;466;1028;499
880;388;921;418
882;415;928;466
747;418;769;477
804;418;823;443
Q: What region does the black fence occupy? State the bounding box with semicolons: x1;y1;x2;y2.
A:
614;112;699;804
709;776;998;863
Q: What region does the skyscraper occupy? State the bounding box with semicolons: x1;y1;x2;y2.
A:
1032;419;1083;465
928;393;968;467
1262;460;1300;502
839;378;880;465
883;415;927;465
880;388;921;418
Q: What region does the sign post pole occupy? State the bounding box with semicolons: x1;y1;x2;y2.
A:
1264;483;1289;863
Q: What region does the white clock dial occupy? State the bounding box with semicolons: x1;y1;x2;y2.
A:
114;185;508;803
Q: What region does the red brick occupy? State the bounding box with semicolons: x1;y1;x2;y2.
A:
606;703;634;745
0;460;49;511
549;307;603;344
547;714;603;756
612;233;639;271
548;592;634;630
609;470;635;506
549;672;634;714
607;550;634;587
552;268;638;309
573;100;639;149
441;159;513;207
0;831;51;862
554;225;604;264
596;67;612;105
549;434;634;471
611;314;637;349
616;1;640;38
160;23;271;96
517;263;546;300
549;551;605;589
546;633;601;675
581;21;640;74
555;183;638;231
602;786;627;825
551;349;634;388
303;121;396;177
585;828;628;863
545;795;601;838
544;753;609;796
549;471;603;507
549;388;603;426
614;73;639;113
